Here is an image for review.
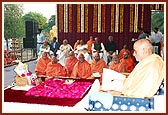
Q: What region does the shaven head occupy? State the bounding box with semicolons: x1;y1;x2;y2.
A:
42;52;48;59
51;55;58;64
78;53;85;63
69;51;75;58
112;53;120;64
94;52;100;62
133;39;153;61
63;39;68;45
123;51;130;59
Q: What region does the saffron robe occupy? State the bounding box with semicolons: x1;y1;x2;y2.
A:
64;56;78;76
109;61;126;73
122;54;164;98
90;59;107;73
71;60;92;79
120;57;134;73
45;62;66;77
74;41;79;50
35;57;51;76
119;49;131;59
87;40;95;54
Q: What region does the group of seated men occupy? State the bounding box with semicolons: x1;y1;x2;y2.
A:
34;37;164;98
35;35;135;79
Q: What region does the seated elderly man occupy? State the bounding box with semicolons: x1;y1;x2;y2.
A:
119;44;131;59
64;51;78;76
57;39;73;66
120;51;134;73
90;52;107;84
71;53;92;79
91;52;107;74
105;36;117;64
34;52;51;77
109;53;126;73
100;39;164;98
45;55;67;77
75;39;92;63
37;40;51;60
87;36;95;54
120;39;164;98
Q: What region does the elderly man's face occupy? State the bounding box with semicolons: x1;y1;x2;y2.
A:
123;52;129;59
94;54;100;62
63;40;68;45
42;52;47;59
52;56;57;63
112;55;119;64
78;55;84;62
69;52;75;59
133;44;144;62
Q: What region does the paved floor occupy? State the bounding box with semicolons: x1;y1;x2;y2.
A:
3;60;37;88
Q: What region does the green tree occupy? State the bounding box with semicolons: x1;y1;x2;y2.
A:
43;15;55;40
4;4;25;50
48;15;55;29
151;11;164;34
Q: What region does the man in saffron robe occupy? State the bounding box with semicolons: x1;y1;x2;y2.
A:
122;39;164;97
35;52;51;76
87;36;95;54
91;52;107;74
109;53;126;73
71;53;92;79
45;56;66;77
119;44;131;59
120;51;134;73
91;52;107;84
64;51;78;76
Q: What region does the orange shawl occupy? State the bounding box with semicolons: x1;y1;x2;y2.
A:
109;61;126;73
45;62;66;77
119;49;131;59
64;57;78;76
87;40;95;54
120;57;134;73
90;59;107;73
35;57;51;75
71;60;92;79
